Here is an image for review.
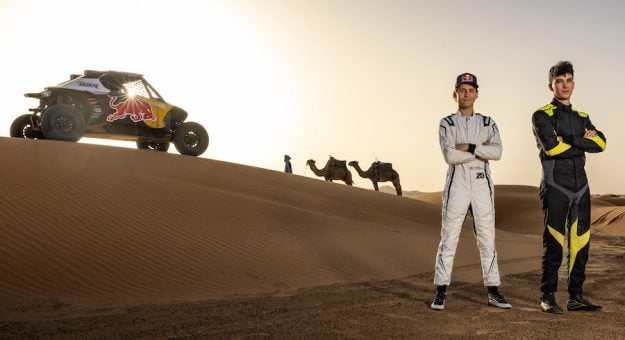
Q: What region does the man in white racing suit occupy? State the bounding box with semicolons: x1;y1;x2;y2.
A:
430;73;511;311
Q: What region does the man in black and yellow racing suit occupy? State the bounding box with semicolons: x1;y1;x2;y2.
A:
532;61;606;314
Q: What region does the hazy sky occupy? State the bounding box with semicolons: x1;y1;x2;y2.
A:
1;0;624;193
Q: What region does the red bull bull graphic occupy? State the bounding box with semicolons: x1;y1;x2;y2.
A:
462;73;474;82
107;95;156;122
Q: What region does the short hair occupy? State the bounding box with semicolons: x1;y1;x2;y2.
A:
549;61;574;83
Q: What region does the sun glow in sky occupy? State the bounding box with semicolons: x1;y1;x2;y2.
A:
2;0;625;194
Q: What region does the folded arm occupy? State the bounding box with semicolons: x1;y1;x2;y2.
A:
439;123;476;165
532;111;578;158
474;123;502;161
564;117;606;153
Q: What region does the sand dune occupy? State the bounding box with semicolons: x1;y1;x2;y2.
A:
592;206;625;236
0;137;540;307
408;185;544;235
1;137;623;337
593;194;625;207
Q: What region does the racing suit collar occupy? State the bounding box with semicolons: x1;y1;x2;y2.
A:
455;111;475;119
552;98;573;111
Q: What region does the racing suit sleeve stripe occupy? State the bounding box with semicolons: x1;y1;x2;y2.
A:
545;141;572;156
586;135;606;151
547;224;565;247
571;115;607;153
532;110;571;157
538;103;557;116
568;219;590;274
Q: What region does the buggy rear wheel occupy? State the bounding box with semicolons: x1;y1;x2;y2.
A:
137;139;170;152
10;114;44;139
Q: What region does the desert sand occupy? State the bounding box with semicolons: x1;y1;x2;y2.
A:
1;137;624;338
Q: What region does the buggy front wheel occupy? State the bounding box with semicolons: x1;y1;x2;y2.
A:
40;104;85;142
173;122;208;156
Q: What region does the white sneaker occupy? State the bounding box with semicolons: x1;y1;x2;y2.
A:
431;292;446;310
488;292;512;309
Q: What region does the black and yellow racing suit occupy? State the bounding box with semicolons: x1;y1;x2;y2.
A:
532;99;606;295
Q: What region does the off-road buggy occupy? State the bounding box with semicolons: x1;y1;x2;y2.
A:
10;70;209;156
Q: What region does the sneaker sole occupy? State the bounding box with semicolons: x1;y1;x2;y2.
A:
541;303;563;314
567;305;602;311
430;304;444;311
489;301;512;309
541;307;563;314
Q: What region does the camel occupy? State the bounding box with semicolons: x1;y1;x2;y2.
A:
348;160;402;196
306;157;354;185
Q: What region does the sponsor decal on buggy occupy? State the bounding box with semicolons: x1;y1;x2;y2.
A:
60;78;110;95
78;81;100;89
107;95;156;122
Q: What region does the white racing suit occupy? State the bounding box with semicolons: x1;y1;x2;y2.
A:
434;111;503;287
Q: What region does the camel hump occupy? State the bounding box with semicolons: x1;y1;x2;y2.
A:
328;157;347;168
374;161;393;172
332;160;347;168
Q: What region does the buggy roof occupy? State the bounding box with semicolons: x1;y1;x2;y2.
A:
83;70;144;81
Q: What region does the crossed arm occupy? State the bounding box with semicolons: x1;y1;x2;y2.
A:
532;111;606;157
439;121;502;165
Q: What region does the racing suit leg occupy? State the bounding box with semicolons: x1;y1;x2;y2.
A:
567;187;591;295
434;168;471;286
470;166;500;287
539;182;569;294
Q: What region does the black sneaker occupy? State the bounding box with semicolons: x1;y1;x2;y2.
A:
541;293;563;314
567;294;602;311
488;292;512;309
431;292;446;310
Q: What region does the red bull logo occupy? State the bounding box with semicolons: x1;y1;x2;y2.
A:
462;73;474;82
107;96;156;122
